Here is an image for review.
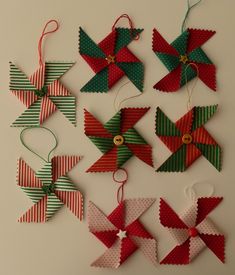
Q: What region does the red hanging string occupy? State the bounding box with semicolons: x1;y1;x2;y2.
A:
112;14;139;40
38;20;59;66
112;168;128;204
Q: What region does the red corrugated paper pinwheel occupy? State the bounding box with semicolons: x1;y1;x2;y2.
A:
88;198;157;268
159;197;225;264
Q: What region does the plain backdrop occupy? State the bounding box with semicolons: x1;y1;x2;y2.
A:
0;0;234;274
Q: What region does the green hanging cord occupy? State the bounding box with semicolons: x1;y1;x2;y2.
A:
20;126;58;163
181;0;202;33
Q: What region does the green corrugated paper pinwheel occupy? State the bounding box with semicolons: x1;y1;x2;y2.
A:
156;105;221;172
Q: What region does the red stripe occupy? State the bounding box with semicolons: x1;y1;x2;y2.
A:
185;143;202;168
84;109;113;137
175;109;193;134
11;90;38;107
18;158;42;187
29;64;45;90
19;196;46;223
39;97;57;124
159;136;183;153
126;144;153;167
187;29;216;53
47;80;71;96
192;127;217;145
108;64;124;88
86;147;118;172
98;29;116;56
121;108;150;133
55;190;83;220
52;156;81;182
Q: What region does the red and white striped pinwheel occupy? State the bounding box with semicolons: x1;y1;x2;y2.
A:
10;62;76;127
17;156;83;222
84;107;153;172
159;197;225;264
88;198;157;268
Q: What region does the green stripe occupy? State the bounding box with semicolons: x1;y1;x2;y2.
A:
192;105;218;131
49;96;76;126
20;187;45;203
44;62;75;86
156;107;181;136
79;27;106;58
155;53;180;72
80;67;109;92
104;111;121;136
114;28;143;53
195;144;221;171
157;145;186;172
54;175;77;191
123;128;147;144
88;137;113;154
10;63;36;90
11;99;41;127
188;47;213;64
180;63;197;87
117;145;133;167
171;30;188;55
46;193;63;220
36;162;52;185
116;62;144;92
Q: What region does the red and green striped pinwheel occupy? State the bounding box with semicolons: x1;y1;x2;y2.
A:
152;28;216;92
84;108;153;172
17;156;83;222
10;62;76;127
79;27;144;92
155;105;221;172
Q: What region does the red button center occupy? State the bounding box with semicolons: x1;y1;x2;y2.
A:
188;227;198;237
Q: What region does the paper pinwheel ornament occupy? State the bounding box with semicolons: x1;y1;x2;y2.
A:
159;197;225;264
156;105;221;172
152;28;216;92
88;198;157;268
10;62;76;127
17;156;83;222
84;108;153;172
79;27;144;92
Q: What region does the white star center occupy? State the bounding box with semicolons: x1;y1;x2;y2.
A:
116;229;127;240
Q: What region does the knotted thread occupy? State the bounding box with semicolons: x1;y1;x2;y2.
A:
112;168;128;204
181;0;202;33
184;62;199;110
20;126;58;162
38;20;59;66
112;14;139;40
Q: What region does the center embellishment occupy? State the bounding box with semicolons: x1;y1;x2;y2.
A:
106;55;116;64
188;227;198;237
42;184;55;195
113;135;124;146
116;229;127;240
182;133;193;144
34;86;48;97
179;54;189;64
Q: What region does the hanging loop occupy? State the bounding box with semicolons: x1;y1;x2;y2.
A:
112;168;128;204
184;181;215;202
38;19;59;66
112;14;139;40
20;126;58;162
181;0;202;33
184;62;199;110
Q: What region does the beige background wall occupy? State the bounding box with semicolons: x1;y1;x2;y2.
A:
0;0;234;274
